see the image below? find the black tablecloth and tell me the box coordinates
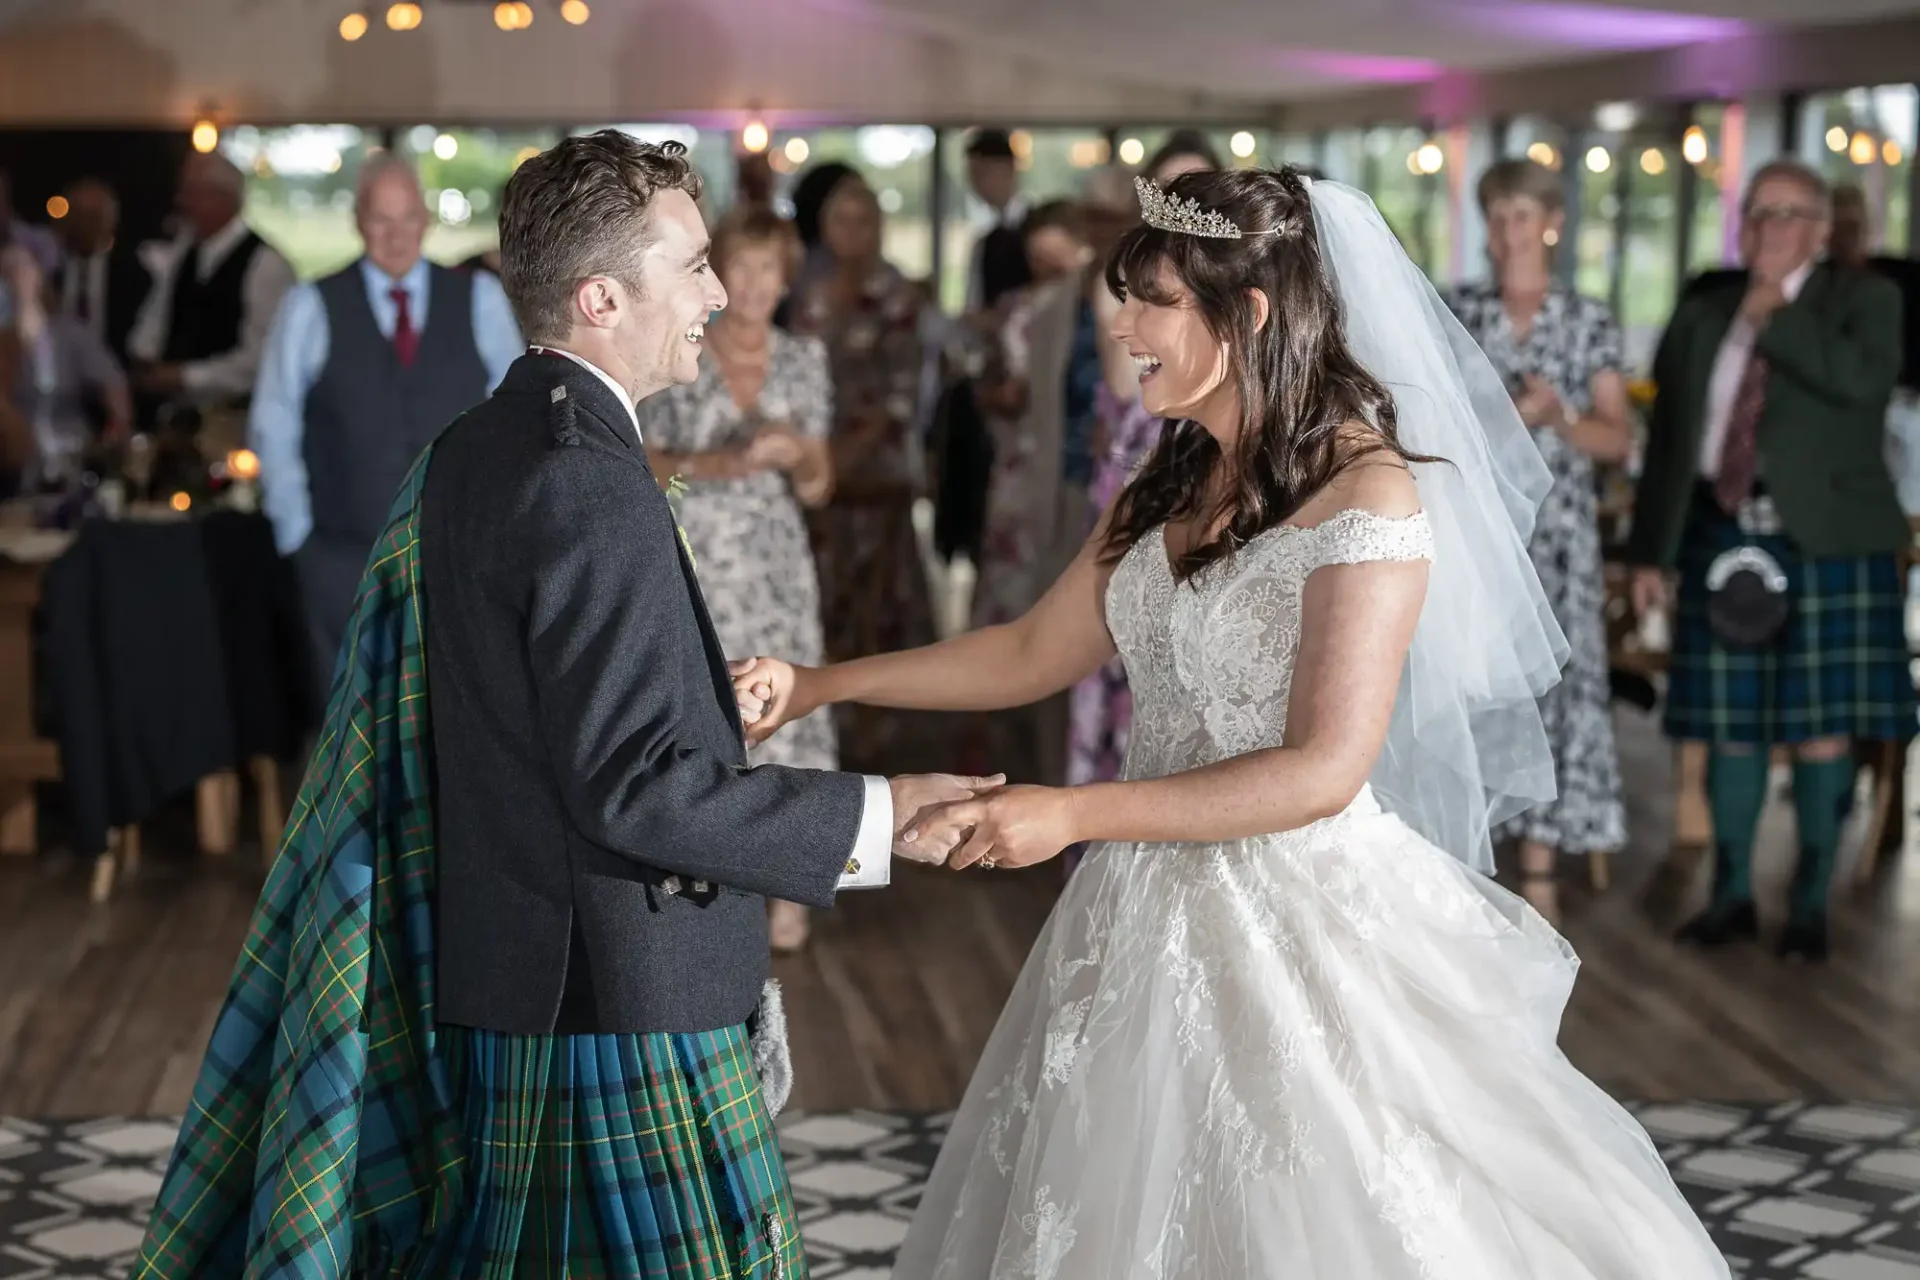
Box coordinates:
[39,511,314,857]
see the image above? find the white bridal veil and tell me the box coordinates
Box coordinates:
[1307,178,1568,875]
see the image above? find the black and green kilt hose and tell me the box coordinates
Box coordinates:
[442,1023,806,1280]
[1665,492,1917,746]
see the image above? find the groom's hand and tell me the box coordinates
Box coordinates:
[889,773,1005,864]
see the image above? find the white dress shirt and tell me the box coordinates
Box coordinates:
[535,344,896,889]
[1697,261,1813,478]
[965,195,1029,315]
[127,216,297,400]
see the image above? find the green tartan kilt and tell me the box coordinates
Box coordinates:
[1665,491,1917,746]
[439,1022,806,1280]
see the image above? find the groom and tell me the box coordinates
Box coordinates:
[136,131,990,1279]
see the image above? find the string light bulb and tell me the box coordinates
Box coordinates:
[385,2,422,31]
[1229,131,1257,160]
[1681,125,1708,164]
[1526,141,1559,170]
[170,492,193,513]
[1584,145,1611,174]
[1850,130,1876,165]
[561,0,590,23]
[45,195,69,219]
[784,137,810,165]
[1885,139,1904,167]
[1117,137,1144,166]
[741,120,769,154]
[1827,126,1850,153]
[1413,141,1444,175]
[227,449,261,482]
[339,11,368,40]
[191,118,220,154]
[1639,148,1667,176]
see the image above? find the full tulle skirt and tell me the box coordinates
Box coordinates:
[893,791,1729,1279]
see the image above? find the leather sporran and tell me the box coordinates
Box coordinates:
[1704,544,1791,648]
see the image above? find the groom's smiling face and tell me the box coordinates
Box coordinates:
[626,187,729,395]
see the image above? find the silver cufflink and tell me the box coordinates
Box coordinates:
[692,880,710,894]
[550,385,567,402]
[661,875,683,896]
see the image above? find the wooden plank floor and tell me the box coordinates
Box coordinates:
[2,705,1917,1117]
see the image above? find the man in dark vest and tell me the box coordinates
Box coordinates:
[249,152,521,700]
[126,152,294,422]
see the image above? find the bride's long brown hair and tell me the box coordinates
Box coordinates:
[1100,166,1436,580]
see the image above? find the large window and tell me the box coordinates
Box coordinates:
[405,125,564,265]
[225,125,376,279]
[1802,84,1916,254]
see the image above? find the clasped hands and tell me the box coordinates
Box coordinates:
[729,657,1079,870]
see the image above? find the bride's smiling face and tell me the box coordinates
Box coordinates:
[1110,263,1235,424]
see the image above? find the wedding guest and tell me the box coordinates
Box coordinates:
[790,172,933,768]
[964,129,1032,314]
[250,153,520,700]
[0,244,130,494]
[54,179,149,367]
[1630,160,1910,962]
[1448,158,1631,921]
[640,207,837,952]
[126,152,295,419]
[1143,129,1222,182]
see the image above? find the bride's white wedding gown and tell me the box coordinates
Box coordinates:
[893,508,1728,1279]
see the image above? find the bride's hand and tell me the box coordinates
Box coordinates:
[729,656,820,744]
[903,785,1080,871]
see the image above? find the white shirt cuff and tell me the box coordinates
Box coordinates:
[837,775,893,889]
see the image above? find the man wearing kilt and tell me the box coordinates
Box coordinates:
[135,132,994,1280]
[1630,158,1910,962]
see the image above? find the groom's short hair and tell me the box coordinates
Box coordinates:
[498,129,703,344]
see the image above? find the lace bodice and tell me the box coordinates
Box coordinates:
[1105,508,1435,784]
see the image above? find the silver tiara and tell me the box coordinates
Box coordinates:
[1134,175,1289,239]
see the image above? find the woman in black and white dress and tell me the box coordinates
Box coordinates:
[1448,158,1634,921]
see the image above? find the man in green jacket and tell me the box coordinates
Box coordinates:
[1628,158,1910,962]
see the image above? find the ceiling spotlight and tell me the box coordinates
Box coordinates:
[1229,130,1258,159]
[1681,125,1708,164]
[339,11,368,40]
[1117,137,1144,166]
[561,0,590,22]
[742,120,769,154]
[385,2,422,31]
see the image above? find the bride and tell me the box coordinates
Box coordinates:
[735,168,1728,1278]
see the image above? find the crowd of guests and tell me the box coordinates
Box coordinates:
[1,127,1913,963]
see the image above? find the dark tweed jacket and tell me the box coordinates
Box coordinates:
[422,352,866,1036]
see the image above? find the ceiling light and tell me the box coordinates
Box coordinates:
[1117,137,1144,166]
[1585,145,1611,174]
[1414,141,1444,175]
[1639,148,1666,176]
[191,119,220,154]
[1850,130,1876,165]
[1826,126,1849,153]
[385,2,422,31]
[742,120,769,154]
[339,11,368,40]
[784,137,810,165]
[561,0,589,22]
[1681,125,1708,164]
[1526,141,1558,170]
[1229,131,1257,159]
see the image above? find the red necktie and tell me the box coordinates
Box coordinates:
[1714,352,1767,513]
[391,286,419,367]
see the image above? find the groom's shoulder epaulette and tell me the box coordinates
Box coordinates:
[547,382,583,447]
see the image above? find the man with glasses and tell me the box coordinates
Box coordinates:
[249,151,522,702]
[1629,159,1909,962]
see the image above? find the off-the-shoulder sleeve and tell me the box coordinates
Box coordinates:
[1309,509,1435,569]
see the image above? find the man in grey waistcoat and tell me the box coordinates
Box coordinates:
[249,152,523,699]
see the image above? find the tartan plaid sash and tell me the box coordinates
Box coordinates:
[136,447,468,1279]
